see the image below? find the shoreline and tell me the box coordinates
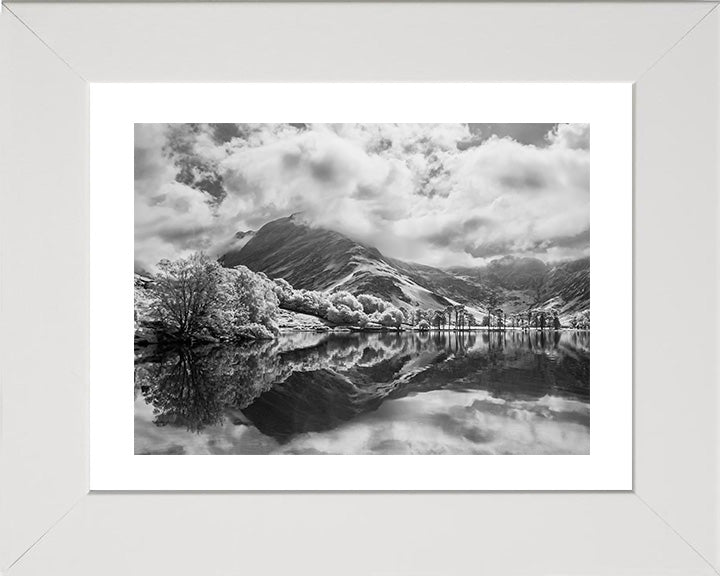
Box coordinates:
[279,326,590,334]
[135,325,590,348]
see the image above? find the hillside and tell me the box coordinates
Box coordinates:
[220,214,462,310]
[543,258,590,314]
[450,256,547,290]
[219,215,589,319]
[450,256,590,317]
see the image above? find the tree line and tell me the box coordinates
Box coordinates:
[135,253,589,344]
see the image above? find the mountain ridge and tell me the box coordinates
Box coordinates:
[219,215,589,318]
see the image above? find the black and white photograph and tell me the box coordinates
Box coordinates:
[134,122,590,456]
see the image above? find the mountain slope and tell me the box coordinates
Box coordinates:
[450,256,547,291]
[451,256,589,316]
[219,215,459,309]
[543,258,590,315]
[219,215,589,317]
[220,215,364,291]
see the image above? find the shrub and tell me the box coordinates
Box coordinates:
[279,287,388,327]
[237,323,275,340]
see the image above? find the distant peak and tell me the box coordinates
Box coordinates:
[489,255,546,267]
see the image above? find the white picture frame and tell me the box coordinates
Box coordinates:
[1,2,718,575]
[90,82,631,491]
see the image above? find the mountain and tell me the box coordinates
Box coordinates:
[219,214,462,309]
[450,255,547,290]
[219,215,589,317]
[210,229,255,259]
[543,258,590,314]
[450,256,589,317]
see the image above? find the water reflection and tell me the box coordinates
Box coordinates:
[135,330,590,455]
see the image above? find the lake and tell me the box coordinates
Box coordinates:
[135,330,590,455]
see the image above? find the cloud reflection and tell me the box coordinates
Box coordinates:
[135,331,590,455]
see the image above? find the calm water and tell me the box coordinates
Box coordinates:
[135,330,590,455]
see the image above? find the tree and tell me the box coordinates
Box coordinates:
[374,306,404,328]
[432,310,444,329]
[327,304,369,327]
[272,277,294,302]
[444,305,454,330]
[144,254,280,341]
[357,294,388,314]
[329,291,364,313]
[151,253,224,337]
[281,287,332,317]
[414,308,428,324]
[227,265,280,331]
[553,312,562,330]
[417,319,431,332]
[454,304,466,331]
[484,289,502,330]
[570,310,590,329]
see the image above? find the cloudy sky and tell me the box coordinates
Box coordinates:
[135,123,589,271]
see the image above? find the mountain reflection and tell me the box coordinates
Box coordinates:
[135,331,590,455]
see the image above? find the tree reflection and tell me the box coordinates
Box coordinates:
[136,343,285,432]
[136,347,233,432]
[136,330,590,436]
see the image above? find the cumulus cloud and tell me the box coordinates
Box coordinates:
[547,123,590,150]
[134,123,590,270]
